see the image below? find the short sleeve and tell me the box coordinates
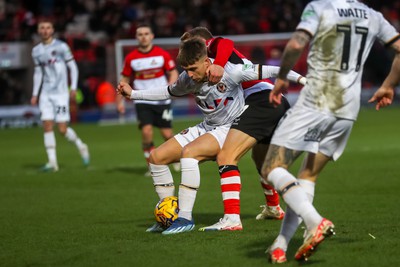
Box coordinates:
[296,2,321,37]
[375,11,400,45]
[162,50,176,71]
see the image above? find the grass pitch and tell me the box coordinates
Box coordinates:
[0,107,399,267]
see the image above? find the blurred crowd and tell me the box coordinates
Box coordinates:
[0,0,399,107]
[1,0,398,43]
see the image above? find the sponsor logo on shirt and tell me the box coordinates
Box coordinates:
[304,126,322,142]
[242,64,255,71]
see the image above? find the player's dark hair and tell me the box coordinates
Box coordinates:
[180,26,213,42]
[136,23,153,33]
[37,17,55,28]
[177,37,207,67]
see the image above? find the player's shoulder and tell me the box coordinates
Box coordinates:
[52,38,68,47]
[52,39,72,52]
[31,43,42,56]
[151,45,171,55]
[305,0,330,10]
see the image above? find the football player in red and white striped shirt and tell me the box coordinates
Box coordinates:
[118,24,179,175]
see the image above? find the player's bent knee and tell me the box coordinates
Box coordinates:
[149,149,176,165]
[149,150,163,165]
[181,145,196,158]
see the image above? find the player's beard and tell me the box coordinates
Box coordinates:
[138,42,152,53]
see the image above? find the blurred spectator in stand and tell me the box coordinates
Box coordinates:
[96,77,117,111]
[250,46,267,64]
[266,47,282,66]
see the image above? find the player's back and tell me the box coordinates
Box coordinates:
[306,0,394,86]
[297,0,399,119]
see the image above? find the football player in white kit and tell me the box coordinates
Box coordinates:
[117,37,306,235]
[260,0,400,263]
[30,20,90,172]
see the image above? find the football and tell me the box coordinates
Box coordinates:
[154,196,179,228]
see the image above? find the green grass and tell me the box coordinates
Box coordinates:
[0,107,399,267]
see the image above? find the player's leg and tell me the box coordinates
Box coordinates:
[269,152,331,258]
[262,108,341,261]
[156,104,180,172]
[160,127,181,172]
[148,137,182,199]
[262,145,334,261]
[237,90,289,221]
[163,123,230,235]
[58,122,90,166]
[141,124,154,174]
[199,128,255,231]
[135,104,156,175]
[293,119,353,260]
[252,143,285,220]
[39,95,58,171]
[41,120,58,171]
[162,132,222,235]
[293,119,352,260]
[145,136,182,233]
[53,92,90,166]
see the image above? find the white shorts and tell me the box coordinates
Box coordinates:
[271,106,354,161]
[39,92,70,122]
[174,121,231,148]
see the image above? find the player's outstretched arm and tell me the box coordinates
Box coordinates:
[117,82,172,101]
[368,39,400,110]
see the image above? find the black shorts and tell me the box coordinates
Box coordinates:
[230,90,290,144]
[135,103,173,129]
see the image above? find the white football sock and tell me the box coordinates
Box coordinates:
[44,131,57,165]
[271,179,317,251]
[268,167,322,231]
[178,158,200,221]
[65,127,84,148]
[299,179,315,202]
[149,163,175,199]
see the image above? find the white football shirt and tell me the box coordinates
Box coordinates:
[32,39,76,95]
[131,60,298,126]
[296,0,400,120]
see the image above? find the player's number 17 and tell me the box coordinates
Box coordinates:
[337,24,368,72]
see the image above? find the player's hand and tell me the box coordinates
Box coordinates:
[30,96,38,106]
[117,82,133,99]
[368,86,394,110]
[206,64,224,84]
[270,78,289,107]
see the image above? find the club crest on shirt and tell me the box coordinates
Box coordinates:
[51,50,56,56]
[216,82,227,93]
